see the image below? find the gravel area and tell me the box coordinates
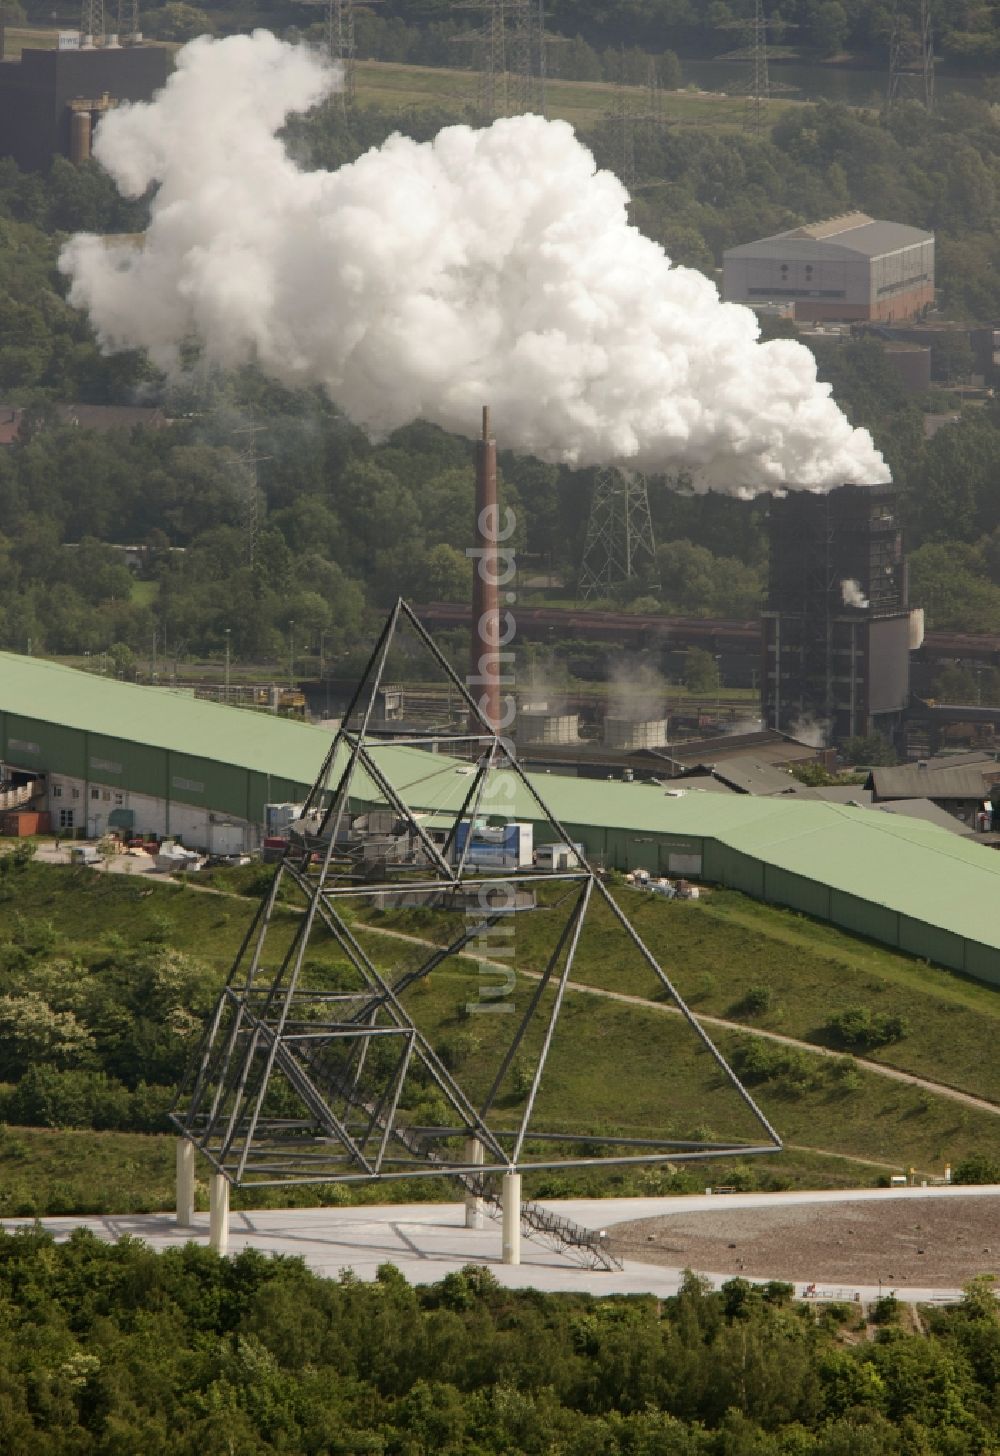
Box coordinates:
[609,1196,1000,1288]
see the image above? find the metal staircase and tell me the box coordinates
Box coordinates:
[469,1175,622,1271]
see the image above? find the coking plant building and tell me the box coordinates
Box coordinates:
[723,212,935,322]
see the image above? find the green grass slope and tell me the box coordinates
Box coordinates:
[0,862,996,1215]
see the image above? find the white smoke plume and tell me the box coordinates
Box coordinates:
[840,578,869,609]
[59,31,890,494]
[790,714,831,749]
[607,660,667,722]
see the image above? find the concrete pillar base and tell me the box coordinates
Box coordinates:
[501,1171,521,1265]
[176,1138,195,1228]
[209,1173,230,1255]
[464,1136,485,1230]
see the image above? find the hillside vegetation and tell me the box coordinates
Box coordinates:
[3,1228,1000,1454]
[2,857,998,1215]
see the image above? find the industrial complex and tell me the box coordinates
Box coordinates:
[723,212,935,322]
[4,642,1000,987]
[0,38,168,170]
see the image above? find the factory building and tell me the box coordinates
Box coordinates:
[5,651,1000,985]
[723,213,934,323]
[762,484,920,748]
[0,653,321,850]
[0,43,168,171]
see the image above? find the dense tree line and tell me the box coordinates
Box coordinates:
[0,1226,999,1454]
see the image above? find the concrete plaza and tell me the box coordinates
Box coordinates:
[6,1185,997,1305]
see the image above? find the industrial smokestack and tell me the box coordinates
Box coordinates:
[470,404,501,732]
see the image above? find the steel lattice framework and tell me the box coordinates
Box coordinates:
[80,0,104,41]
[714,0,796,137]
[579,467,660,600]
[172,600,780,1200]
[888,0,934,113]
[326,0,357,107]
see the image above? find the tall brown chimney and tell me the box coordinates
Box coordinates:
[469,404,501,731]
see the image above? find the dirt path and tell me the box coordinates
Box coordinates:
[172,878,1000,1121]
[354,919,1000,1120]
[609,1195,1000,1288]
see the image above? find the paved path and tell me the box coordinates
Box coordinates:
[6,1186,996,1305]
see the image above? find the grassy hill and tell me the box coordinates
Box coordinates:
[1,858,997,1215]
[4,27,799,133]
[352,59,803,132]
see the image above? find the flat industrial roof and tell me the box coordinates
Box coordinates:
[725,216,932,261]
[5,654,1000,956]
[0,651,335,782]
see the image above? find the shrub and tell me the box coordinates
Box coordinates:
[736,1039,815,1088]
[6,1067,172,1132]
[740,985,774,1015]
[830,1056,863,1092]
[825,1006,909,1050]
[953,1153,1000,1185]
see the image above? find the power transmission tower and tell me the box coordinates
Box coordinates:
[505,0,534,114]
[80,0,104,44]
[715,0,794,136]
[482,0,507,118]
[115,0,138,40]
[579,468,660,600]
[327,0,357,107]
[609,47,636,191]
[888,0,934,112]
[230,412,269,569]
[644,56,665,130]
[453,0,547,121]
[744,0,769,134]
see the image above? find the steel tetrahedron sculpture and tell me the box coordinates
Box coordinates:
[172,601,781,1252]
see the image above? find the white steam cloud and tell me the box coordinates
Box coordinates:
[841,578,869,609]
[59,31,890,494]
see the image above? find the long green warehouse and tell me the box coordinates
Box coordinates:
[3,652,1000,986]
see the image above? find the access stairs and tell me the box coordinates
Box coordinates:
[468,1175,622,1271]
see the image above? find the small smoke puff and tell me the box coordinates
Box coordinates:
[791,715,830,749]
[841,578,870,609]
[60,32,890,494]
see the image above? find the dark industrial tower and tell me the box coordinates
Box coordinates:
[762,484,916,747]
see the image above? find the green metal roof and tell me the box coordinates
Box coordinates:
[0,653,414,788]
[369,746,1000,955]
[4,653,1000,957]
